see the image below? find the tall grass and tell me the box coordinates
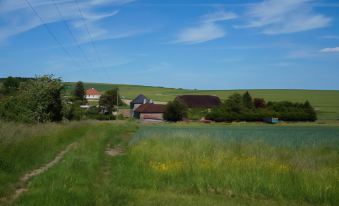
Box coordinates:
[122,125,339,205]
[4,123,339,205]
[0,121,95,198]
[12,122,138,206]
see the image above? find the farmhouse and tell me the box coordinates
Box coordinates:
[134,103,166,121]
[175,95,221,109]
[86,88,101,100]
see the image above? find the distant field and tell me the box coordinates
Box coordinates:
[65,82,339,120]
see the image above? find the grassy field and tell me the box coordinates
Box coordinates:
[2,122,338,206]
[64,82,339,120]
[0,121,99,199]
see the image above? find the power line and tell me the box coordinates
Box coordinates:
[73,0,106,70]
[24,0,78,65]
[51,0,93,67]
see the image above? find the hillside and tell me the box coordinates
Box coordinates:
[64,82,339,121]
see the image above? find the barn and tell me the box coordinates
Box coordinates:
[175,95,221,109]
[130,94,152,117]
[134,103,166,121]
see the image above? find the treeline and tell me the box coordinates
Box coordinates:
[0,76,123,123]
[206,92,317,122]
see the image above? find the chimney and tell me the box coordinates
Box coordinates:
[150,99,153,104]
[143,99,147,104]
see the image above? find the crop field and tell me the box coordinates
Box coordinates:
[124,125,339,205]
[64,82,339,120]
[1,122,338,206]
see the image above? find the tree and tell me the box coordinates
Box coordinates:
[242,91,253,109]
[73,81,86,103]
[99,89,123,114]
[1,76,20,95]
[0,75,64,123]
[253,98,266,108]
[164,100,188,122]
[303,100,317,121]
[225,93,244,113]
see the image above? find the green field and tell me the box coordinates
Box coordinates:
[1,121,338,205]
[64,82,339,120]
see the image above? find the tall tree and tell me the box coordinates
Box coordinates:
[242,91,253,109]
[73,81,86,103]
[99,89,123,113]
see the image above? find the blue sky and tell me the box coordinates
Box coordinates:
[0,0,338,90]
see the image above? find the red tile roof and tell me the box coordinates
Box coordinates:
[86,88,101,95]
[135,103,166,113]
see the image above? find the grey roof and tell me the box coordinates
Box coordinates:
[131,94,150,104]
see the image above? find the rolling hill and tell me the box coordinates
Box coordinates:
[64,82,339,121]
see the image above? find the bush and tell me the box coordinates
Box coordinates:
[187,108,209,120]
[63,103,84,121]
[0,75,64,123]
[164,100,188,122]
[206,92,317,122]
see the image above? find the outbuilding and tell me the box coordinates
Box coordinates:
[134,103,166,121]
[130,94,152,117]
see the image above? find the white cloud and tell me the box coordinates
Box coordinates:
[202,11,238,23]
[241,0,330,34]
[320,47,339,53]
[0,0,136,42]
[174,23,225,44]
[174,10,237,44]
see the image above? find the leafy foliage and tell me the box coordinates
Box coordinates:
[0,75,64,123]
[99,89,124,114]
[206,92,317,122]
[73,81,86,104]
[242,91,253,109]
[164,100,188,122]
[253,98,266,108]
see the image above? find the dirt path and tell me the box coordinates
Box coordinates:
[0,142,78,205]
[105,144,124,157]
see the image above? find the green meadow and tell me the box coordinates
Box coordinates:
[64,82,339,120]
[1,121,338,206]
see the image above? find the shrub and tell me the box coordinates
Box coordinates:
[254,98,266,108]
[62,103,84,121]
[207,92,317,122]
[0,75,64,123]
[164,100,188,122]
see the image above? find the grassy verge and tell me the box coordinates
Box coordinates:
[11,121,138,206]
[0,121,98,199]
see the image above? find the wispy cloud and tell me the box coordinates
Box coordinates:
[201,11,238,23]
[321,35,339,39]
[320,47,339,53]
[174,23,225,44]
[0,0,136,42]
[173,11,237,44]
[240,0,331,34]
